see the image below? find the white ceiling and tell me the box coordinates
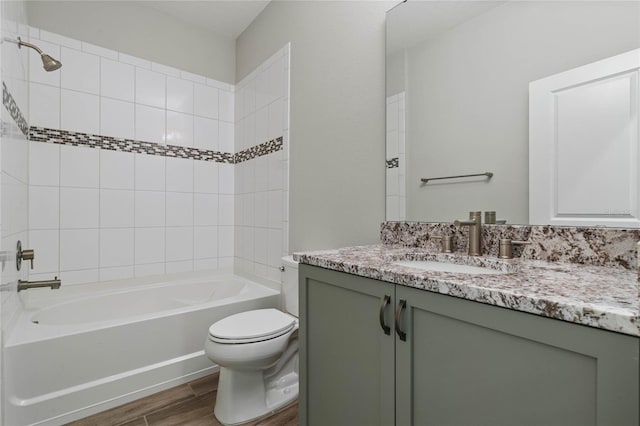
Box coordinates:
[140,0,271,39]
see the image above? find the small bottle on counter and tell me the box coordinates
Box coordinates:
[485,211,496,224]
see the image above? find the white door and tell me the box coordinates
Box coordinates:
[529,49,640,227]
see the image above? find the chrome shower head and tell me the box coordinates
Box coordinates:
[16,37,62,72]
[41,53,62,71]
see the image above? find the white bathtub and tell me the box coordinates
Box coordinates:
[3,272,281,426]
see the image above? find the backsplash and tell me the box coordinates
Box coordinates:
[381,221,640,270]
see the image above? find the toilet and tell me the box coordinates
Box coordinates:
[204,256,299,425]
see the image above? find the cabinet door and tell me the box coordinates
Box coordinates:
[299,265,395,426]
[395,285,639,426]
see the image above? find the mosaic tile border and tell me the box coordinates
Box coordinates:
[386,157,399,169]
[28,126,283,164]
[2,82,29,137]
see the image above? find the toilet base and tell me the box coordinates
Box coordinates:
[214,353,299,425]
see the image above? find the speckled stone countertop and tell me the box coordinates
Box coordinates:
[294,244,639,337]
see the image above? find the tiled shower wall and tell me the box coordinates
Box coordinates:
[22,28,289,287]
[386,92,405,221]
[1,0,30,418]
[234,46,290,283]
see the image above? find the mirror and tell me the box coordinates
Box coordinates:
[386,0,640,224]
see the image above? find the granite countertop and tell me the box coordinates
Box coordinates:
[294,244,639,337]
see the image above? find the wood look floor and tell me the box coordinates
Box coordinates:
[65,372,298,426]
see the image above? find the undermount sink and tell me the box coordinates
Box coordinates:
[392,260,507,275]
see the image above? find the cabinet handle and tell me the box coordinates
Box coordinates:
[379,294,391,335]
[395,299,407,341]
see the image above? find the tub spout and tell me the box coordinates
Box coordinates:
[17,277,61,292]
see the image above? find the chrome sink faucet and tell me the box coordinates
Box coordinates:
[454,211,482,256]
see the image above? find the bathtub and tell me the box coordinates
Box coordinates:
[3,272,281,426]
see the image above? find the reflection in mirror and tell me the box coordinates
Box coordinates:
[386,1,640,225]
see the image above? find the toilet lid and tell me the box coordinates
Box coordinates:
[208,309,296,343]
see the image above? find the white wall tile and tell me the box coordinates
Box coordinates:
[254,155,268,192]
[166,192,193,226]
[267,190,283,229]
[194,226,217,259]
[61,269,99,286]
[60,229,99,270]
[254,228,267,264]
[134,153,165,191]
[219,121,234,153]
[195,258,218,271]
[194,83,218,119]
[254,192,268,228]
[29,186,59,229]
[166,227,193,262]
[100,228,134,267]
[29,83,60,128]
[100,150,134,190]
[60,89,99,134]
[267,151,284,191]
[194,116,218,151]
[101,58,134,102]
[29,141,60,186]
[166,77,193,114]
[60,187,99,229]
[28,229,59,274]
[166,260,193,274]
[255,106,269,145]
[135,262,164,277]
[100,189,134,228]
[219,164,234,194]
[166,111,193,147]
[135,105,165,144]
[219,194,234,226]
[166,157,193,192]
[135,68,165,108]
[100,265,134,282]
[101,98,135,139]
[194,193,218,226]
[135,191,166,227]
[219,89,234,122]
[60,47,99,94]
[268,98,284,140]
[135,228,165,265]
[29,39,60,87]
[60,145,99,188]
[255,69,269,111]
[267,228,283,267]
[194,161,219,194]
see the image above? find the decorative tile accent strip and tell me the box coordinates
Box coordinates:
[29,127,283,164]
[2,82,29,137]
[386,157,399,168]
[234,137,283,163]
[381,221,640,270]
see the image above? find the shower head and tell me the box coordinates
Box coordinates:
[16,37,62,72]
[40,53,62,71]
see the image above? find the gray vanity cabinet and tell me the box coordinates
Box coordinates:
[300,264,640,426]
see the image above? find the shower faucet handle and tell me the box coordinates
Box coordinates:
[16,240,34,270]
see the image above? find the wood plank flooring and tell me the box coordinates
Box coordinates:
[65,372,298,426]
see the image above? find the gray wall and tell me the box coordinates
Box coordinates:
[237,1,388,252]
[402,1,640,224]
[25,1,235,83]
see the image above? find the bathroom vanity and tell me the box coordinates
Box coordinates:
[296,226,640,426]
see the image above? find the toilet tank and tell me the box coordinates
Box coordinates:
[281,256,299,317]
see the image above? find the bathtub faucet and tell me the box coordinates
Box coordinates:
[17,277,61,292]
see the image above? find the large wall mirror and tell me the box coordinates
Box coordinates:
[386,0,640,225]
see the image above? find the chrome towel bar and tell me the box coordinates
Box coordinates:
[421,172,493,183]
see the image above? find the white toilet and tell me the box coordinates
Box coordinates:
[204,256,299,425]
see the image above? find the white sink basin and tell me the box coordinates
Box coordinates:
[392,260,507,275]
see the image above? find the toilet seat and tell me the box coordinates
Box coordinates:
[208,308,296,344]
